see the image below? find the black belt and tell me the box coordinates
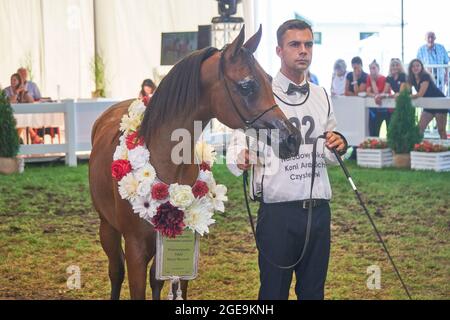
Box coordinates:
[260,199,329,210]
[300,199,328,209]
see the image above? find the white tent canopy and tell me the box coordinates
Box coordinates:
[0,0,244,100]
[1,0,449,99]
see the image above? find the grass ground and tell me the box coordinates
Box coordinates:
[0,160,448,300]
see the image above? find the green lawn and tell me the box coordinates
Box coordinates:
[0,160,448,300]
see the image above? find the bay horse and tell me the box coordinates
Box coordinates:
[88,26,301,300]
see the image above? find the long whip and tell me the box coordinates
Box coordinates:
[330,148,412,300]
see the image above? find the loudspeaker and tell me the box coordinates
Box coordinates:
[197,25,211,49]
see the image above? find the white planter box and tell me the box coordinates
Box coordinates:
[357,148,393,168]
[411,151,450,172]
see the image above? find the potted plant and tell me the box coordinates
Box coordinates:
[357,138,393,168]
[90,53,106,98]
[411,141,450,172]
[0,91,22,174]
[387,89,422,168]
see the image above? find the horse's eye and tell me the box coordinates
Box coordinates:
[237,79,258,97]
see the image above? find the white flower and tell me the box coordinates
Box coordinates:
[198,170,215,186]
[209,183,228,212]
[119,133,126,144]
[135,163,156,183]
[137,179,153,197]
[128,146,150,169]
[131,196,159,220]
[119,114,141,133]
[129,100,146,119]
[169,183,195,210]
[113,144,128,161]
[184,198,215,236]
[195,141,216,165]
[118,173,139,201]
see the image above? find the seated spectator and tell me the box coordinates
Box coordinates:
[139,79,156,106]
[345,56,368,96]
[330,59,348,96]
[3,73,34,104]
[2,73,42,144]
[384,58,407,97]
[306,70,319,85]
[17,68,41,101]
[366,60,390,137]
[408,58,447,139]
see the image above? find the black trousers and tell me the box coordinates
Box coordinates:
[256,201,331,300]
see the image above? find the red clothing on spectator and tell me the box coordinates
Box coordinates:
[366,75,386,93]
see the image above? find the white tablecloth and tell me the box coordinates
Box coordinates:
[14,113,65,128]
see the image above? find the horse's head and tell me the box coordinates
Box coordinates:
[207,25,301,159]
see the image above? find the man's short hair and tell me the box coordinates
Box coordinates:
[351,56,363,66]
[277,19,313,46]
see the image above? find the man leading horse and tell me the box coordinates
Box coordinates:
[227,19,348,300]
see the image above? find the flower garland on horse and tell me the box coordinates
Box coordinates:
[111,100,228,238]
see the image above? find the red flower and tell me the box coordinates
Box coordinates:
[192,180,209,198]
[200,161,211,172]
[111,159,132,181]
[151,202,185,238]
[151,183,169,200]
[126,131,145,150]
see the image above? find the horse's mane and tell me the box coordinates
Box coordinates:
[140,46,219,138]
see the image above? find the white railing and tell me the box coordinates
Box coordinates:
[332,96,450,146]
[423,64,449,97]
[12,99,118,167]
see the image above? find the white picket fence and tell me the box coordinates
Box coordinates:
[12,100,118,167]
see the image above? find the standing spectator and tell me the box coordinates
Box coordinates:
[345,56,368,96]
[366,60,389,137]
[139,79,156,106]
[384,58,407,96]
[330,59,348,96]
[3,73,34,104]
[417,32,449,95]
[408,58,447,139]
[306,70,319,85]
[17,68,41,101]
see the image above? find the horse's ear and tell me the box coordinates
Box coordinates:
[243,24,262,54]
[228,25,246,59]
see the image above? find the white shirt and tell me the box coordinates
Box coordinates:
[226,71,341,203]
[331,72,348,96]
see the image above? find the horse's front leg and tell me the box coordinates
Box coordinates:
[149,259,164,300]
[124,236,151,300]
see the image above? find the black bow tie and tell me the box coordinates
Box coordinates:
[286,82,309,95]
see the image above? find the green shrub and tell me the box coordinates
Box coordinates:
[0,91,20,158]
[387,89,422,153]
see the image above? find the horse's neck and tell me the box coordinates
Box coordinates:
[147,116,210,186]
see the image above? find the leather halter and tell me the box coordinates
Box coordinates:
[218,46,279,130]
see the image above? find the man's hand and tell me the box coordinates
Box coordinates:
[325,132,346,153]
[237,149,252,171]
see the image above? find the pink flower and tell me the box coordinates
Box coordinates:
[151,202,185,238]
[111,160,132,181]
[192,180,209,198]
[151,183,169,201]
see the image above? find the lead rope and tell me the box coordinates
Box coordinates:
[243,134,326,269]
